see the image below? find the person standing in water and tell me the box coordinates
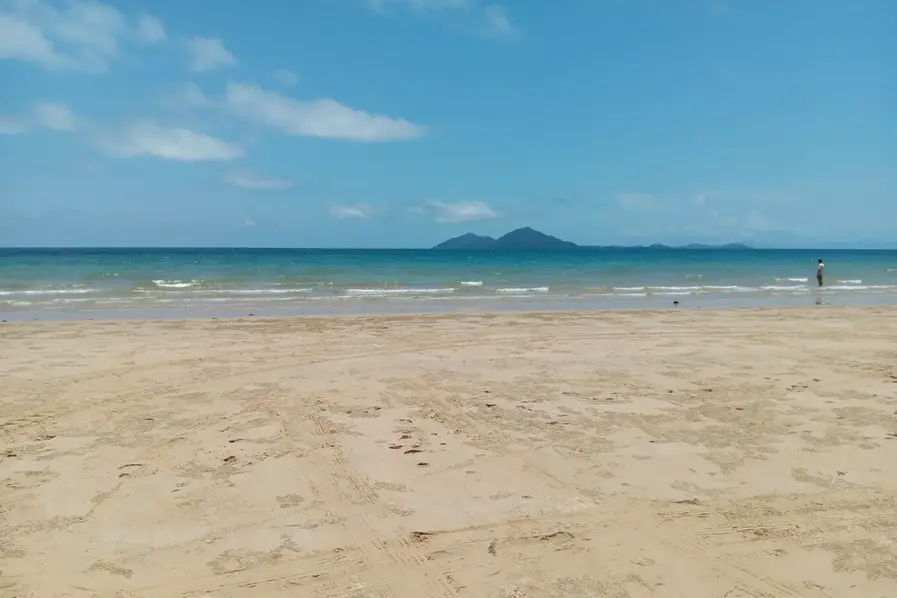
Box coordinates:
[816,259,825,287]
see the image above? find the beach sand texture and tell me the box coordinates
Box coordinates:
[2,307,897,597]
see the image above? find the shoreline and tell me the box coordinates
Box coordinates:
[3,291,897,322]
[3,303,897,326]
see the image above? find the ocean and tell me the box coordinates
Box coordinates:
[2,247,896,319]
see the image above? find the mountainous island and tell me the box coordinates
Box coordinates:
[433,227,577,250]
[432,228,752,250]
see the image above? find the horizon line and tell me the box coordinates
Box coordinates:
[3,245,897,251]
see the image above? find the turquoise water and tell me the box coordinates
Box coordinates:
[2,248,897,318]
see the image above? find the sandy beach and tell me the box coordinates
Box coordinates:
[2,307,897,597]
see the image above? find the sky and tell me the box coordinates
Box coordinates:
[1,0,895,248]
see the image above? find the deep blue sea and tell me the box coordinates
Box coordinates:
[2,248,897,319]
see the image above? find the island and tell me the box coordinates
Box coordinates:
[432,228,753,251]
[432,227,577,250]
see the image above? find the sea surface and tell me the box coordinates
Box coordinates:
[2,247,897,319]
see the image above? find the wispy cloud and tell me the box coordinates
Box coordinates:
[0,101,81,134]
[135,13,166,44]
[479,5,516,38]
[0,0,166,72]
[329,203,381,219]
[185,36,237,72]
[272,69,298,87]
[5,99,240,161]
[0,116,29,135]
[158,82,214,109]
[365,0,518,39]
[224,170,294,191]
[225,83,426,142]
[425,199,499,223]
[32,101,78,131]
[366,0,473,11]
[93,121,243,161]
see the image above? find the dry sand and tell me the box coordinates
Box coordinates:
[2,307,897,597]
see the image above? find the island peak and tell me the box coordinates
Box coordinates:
[432,228,577,250]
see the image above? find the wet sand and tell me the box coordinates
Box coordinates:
[2,307,897,597]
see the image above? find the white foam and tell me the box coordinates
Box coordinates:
[203,288,313,295]
[494,287,549,293]
[826,284,893,291]
[837,280,862,285]
[0,288,101,296]
[344,288,455,295]
[644,285,745,293]
[775,277,808,283]
[459,281,483,286]
[152,280,199,288]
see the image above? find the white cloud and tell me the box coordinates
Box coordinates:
[425,199,499,223]
[32,101,77,131]
[0,117,28,134]
[224,170,294,191]
[135,13,165,44]
[365,0,517,38]
[225,83,426,142]
[0,1,166,72]
[94,121,243,161]
[273,69,298,87]
[186,36,236,72]
[5,100,242,162]
[329,203,380,219]
[0,101,79,134]
[0,14,57,65]
[159,82,213,109]
[367,0,473,11]
[480,5,516,38]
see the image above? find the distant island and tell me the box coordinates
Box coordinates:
[433,227,577,250]
[432,227,752,250]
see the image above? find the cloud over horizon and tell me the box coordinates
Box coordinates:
[224,83,426,142]
[93,121,243,161]
[224,170,294,191]
[424,200,500,223]
[1,0,893,248]
[329,203,381,219]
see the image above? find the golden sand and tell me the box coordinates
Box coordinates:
[2,307,897,597]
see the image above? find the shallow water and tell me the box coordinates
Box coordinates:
[2,247,896,319]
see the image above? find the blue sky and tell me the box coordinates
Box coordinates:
[1,0,895,248]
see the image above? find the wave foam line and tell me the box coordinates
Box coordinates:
[152,279,201,288]
[0,288,102,296]
[494,287,550,293]
[344,288,456,295]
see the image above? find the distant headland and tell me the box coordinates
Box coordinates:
[432,227,752,250]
